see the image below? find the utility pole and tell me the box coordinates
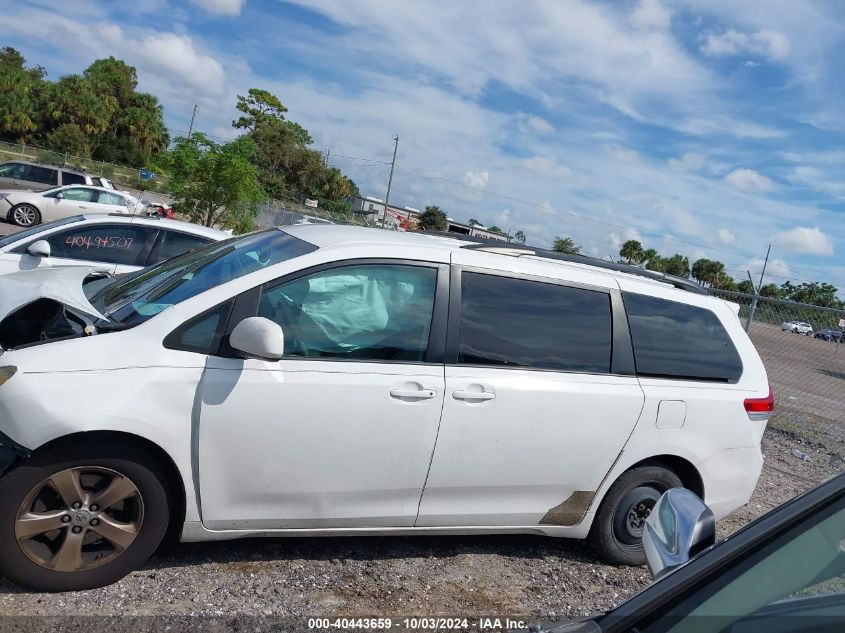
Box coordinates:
[187,104,199,139]
[383,135,399,227]
[745,244,772,333]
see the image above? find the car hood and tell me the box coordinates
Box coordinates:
[0,266,107,322]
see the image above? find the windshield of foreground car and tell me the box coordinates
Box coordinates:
[0,215,85,248]
[88,229,317,326]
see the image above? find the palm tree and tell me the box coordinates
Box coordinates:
[553,236,581,254]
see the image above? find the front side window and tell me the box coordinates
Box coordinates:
[458,272,612,373]
[0,163,27,179]
[96,230,317,326]
[39,224,151,265]
[623,293,743,382]
[26,166,58,186]
[60,188,97,202]
[641,499,844,633]
[258,264,438,362]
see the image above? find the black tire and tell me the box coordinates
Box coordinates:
[0,441,170,591]
[588,466,683,566]
[9,203,41,227]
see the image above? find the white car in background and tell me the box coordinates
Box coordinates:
[0,185,144,227]
[0,214,229,276]
[781,320,813,334]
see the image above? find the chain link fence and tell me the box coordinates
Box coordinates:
[0,140,168,193]
[709,288,844,425]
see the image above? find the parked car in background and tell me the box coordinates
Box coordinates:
[0,214,228,276]
[781,320,813,334]
[0,226,772,591]
[814,329,844,342]
[544,471,845,633]
[143,200,174,219]
[0,185,145,227]
[0,161,112,192]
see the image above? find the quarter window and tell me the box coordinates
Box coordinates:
[258,264,438,362]
[61,172,86,186]
[623,292,743,381]
[150,231,212,264]
[458,272,612,373]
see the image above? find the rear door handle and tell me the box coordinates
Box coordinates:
[452,390,495,401]
[390,388,436,400]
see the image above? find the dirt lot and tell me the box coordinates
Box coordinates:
[0,414,841,624]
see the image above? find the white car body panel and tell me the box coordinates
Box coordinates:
[0,225,770,544]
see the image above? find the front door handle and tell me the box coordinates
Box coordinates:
[390,388,436,400]
[453,390,495,401]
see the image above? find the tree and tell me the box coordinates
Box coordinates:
[619,239,645,265]
[514,230,526,245]
[760,283,782,298]
[661,253,690,277]
[736,279,755,294]
[418,205,448,230]
[691,258,726,287]
[0,47,46,143]
[782,281,841,308]
[233,88,288,131]
[553,236,581,254]
[44,124,91,157]
[487,225,505,235]
[159,133,266,232]
[468,218,482,227]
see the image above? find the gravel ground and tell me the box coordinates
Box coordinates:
[0,413,841,624]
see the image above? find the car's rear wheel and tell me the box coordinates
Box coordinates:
[0,443,170,591]
[589,465,683,566]
[10,203,41,227]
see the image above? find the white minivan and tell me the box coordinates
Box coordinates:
[0,225,773,591]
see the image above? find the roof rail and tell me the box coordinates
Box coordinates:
[412,230,706,294]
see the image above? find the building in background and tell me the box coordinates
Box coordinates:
[351,194,511,241]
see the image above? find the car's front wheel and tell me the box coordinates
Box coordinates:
[588,465,683,566]
[9,203,41,227]
[0,442,170,591]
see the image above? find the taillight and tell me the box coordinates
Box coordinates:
[744,385,774,421]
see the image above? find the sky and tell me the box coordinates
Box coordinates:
[3,0,844,291]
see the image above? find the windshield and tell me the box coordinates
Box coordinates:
[89,229,317,326]
[0,215,85,248]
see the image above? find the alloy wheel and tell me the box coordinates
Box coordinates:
[15,466,144,572]
[12,205,38,227]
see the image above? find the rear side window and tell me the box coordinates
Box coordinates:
[149,230,212,264]
[96,191,127,206]
[0,163,27,179]
[458,272,612,373]
[61,171,86,186]
[27,166,58,186]
[623,292,742,382]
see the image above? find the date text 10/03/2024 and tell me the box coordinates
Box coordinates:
[307,617,534,631]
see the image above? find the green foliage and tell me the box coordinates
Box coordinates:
[760,283,783,298]
[780,281,842,308]
[0,49,168,168]
[691,258,727,287]
[553,236,581,254]
[619,239,644,264]
[514,230,526,245]
[487,225,505,235]
[736,279,755,294]
[158,133,266,232]
[467,218,481,227]
[418,205,448,230]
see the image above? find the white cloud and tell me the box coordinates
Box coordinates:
[724,168,774,192]
[462,170,489,189]
[190,0,245,16]
[717,228,735,244]
[773,227,834,256]
[668,152,707,171]
[516,113,554,135]
[744,60,760,67]
[519,156,574,180]
[745,257,791,280]
[630,0,671,31]
[700,29,791,60]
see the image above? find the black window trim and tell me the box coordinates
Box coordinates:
[214,257,450,365]
[163,299,235,355]
[446,265,636,377]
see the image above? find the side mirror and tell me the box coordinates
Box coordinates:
[229,317,284,361]
[27,240,51,258]
[55,192,64,199]
[643,488,715,580]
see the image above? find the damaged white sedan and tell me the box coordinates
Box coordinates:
[0,225,772,591]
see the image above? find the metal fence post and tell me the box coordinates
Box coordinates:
[745,271,758,332]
